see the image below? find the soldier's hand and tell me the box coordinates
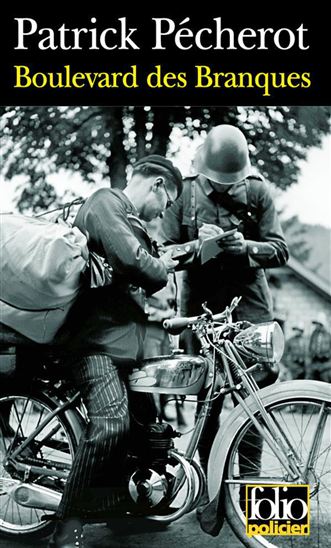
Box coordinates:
[220,230,247,255]
[159,248,179,272]
[198,223,224,242]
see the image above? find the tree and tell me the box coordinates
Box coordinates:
[0,105,329,212]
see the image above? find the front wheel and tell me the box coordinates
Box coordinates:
[224,387,331,547]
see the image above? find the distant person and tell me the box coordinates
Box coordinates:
[144,282,177,359]
[144,219,186,426]
[283,323,307,380]
[308,312,331,382]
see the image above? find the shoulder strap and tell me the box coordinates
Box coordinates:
[190,176,256,234]
[212,180,256,229]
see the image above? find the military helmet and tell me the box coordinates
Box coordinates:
[194,124,251,185]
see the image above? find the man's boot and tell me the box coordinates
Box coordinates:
[48,518,84,548]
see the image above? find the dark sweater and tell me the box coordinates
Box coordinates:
[61,188,167,364]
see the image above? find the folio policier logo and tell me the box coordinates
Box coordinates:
[245,485,310,538]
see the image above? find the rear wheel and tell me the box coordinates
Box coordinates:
[224,395,331,547]
[0,392,80,538]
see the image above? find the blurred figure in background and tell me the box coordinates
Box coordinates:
[145,219,186,426]
[282,322,307,380]
[308,312,331,382]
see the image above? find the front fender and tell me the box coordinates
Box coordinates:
[207,380,331,501]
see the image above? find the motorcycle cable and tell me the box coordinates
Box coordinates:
[204,330,254,397]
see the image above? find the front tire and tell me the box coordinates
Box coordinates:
[224,388,331,547]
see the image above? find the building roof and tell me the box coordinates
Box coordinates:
[287,256,331,302]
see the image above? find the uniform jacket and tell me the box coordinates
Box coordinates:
[61,188,168,364]
[162,175,289,322]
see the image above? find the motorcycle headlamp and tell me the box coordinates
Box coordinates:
[233,321,285,363]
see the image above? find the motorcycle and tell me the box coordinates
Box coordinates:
[0,297,330,547]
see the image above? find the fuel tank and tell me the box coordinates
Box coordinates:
[128,353,208,394]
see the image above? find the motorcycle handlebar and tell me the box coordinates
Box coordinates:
[163,311,227,335]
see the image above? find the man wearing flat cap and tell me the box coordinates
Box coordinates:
[161,124,289,533]
[309,312,331,382]
[49,155,182,547]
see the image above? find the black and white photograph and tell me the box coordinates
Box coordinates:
[0,105,330,548]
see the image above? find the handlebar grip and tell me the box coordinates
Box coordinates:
[163,310,227,334]
[163,315,197,335]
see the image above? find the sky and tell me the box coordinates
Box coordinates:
[1,133,330,228]
[276,135,331,227]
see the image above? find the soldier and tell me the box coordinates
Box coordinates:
[161,124,289,518]
[308,312,331,382]
[162,124,289,333]
[283,323,307,380]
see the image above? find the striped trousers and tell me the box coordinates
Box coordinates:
[57,354,154,519]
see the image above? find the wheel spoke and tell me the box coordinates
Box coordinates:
[0,394,75,536]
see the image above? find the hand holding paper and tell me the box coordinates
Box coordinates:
[198,223,224,242]
[220,230,247,255]
[200,228,240,264]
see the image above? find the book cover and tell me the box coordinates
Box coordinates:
[0,7,330,548]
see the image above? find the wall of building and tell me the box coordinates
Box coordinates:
[269,270,331,339]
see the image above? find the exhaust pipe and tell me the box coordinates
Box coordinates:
[11,483,62,511]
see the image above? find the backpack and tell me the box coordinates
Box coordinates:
[0,207,112,344]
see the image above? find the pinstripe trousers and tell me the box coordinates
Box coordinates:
[57,354,136,519]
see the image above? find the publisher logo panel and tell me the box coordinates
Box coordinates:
[246,485,310,538]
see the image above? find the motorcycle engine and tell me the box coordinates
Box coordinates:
[128,422,177,509]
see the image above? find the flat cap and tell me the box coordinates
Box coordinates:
[133,154,183,196]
